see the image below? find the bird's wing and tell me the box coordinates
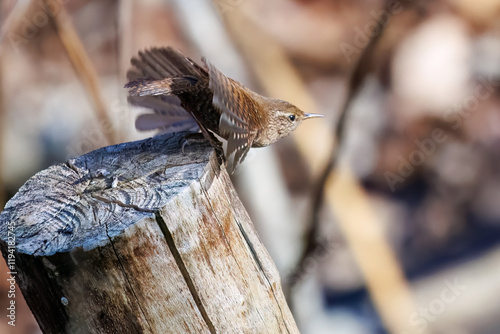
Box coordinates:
[203,59,260,172]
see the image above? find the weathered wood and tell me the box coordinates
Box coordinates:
[0,132,298,334]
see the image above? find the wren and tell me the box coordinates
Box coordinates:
[125,47,324,173]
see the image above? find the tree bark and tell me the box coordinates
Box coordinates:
[0,132,299,334]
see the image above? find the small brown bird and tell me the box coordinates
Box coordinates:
[125,47,323,173]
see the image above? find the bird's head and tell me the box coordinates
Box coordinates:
[263,99,324,144]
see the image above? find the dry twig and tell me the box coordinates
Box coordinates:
[44,0,118,145]
[290,1,422,333]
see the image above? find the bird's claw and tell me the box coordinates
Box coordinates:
[179,133,206,154]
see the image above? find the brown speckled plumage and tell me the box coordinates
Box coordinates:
[125,47,323,173]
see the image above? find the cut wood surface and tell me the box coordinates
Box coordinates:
[0,132,298,334]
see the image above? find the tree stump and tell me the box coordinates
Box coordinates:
[0,132,298,334]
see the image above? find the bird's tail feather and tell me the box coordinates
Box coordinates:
[126,47,206,81]
[125,47,204,134]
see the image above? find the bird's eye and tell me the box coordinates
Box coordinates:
[288,115,296,122]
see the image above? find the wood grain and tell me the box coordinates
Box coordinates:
[0,132,298,334]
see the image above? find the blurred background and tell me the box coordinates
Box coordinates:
[1,0,500,333]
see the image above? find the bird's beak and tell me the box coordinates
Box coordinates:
[304,113,325,119]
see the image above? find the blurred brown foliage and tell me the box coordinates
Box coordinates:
[1,0,500,333]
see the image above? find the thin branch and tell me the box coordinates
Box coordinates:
[290,2,423,334]
[116,0,133,140]
[44,0,117,145]
[288,3,386,288]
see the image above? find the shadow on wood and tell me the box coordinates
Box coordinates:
[0,132,298,334]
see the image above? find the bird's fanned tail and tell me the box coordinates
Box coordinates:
[125,47,204,133]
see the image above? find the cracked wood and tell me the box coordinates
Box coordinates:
[0,132,298,334]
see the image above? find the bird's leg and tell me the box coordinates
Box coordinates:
[180,132,207,154]
[179,128,224,160]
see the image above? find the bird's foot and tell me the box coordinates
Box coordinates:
[179,132,207,154]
